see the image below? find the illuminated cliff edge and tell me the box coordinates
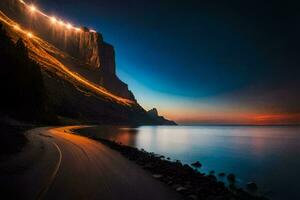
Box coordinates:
[0,0,134,100]
[0,0,176,125]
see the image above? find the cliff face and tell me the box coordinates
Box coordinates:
[0,0,176,125]
[0,0,134,100]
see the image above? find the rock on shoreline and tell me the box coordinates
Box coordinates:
[74,131,268,200]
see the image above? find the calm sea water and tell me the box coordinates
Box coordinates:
[83,125,300,200]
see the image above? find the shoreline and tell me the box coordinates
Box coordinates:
[72,127,268,200]
[1,126,183,199]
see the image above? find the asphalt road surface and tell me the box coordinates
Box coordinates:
[0,126,181,200]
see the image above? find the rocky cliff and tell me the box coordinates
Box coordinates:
[147,108,176,125]
[0,0,134,100]
[0,0,176,125]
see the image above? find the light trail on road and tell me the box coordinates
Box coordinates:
[36,141,62,200]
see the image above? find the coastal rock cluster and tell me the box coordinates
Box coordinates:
[80,133,269,200]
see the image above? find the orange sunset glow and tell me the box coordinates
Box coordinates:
[163,110,300,125]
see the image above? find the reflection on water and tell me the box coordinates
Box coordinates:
[82,125,300,200]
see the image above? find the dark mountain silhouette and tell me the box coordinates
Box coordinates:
[147,108,176,125]
[0,24,52,123]
[0,0,176,125]
[0,0,135,101]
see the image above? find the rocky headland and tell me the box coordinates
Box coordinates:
[0,0,175,126]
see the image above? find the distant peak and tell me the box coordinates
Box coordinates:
[148,108,158,117]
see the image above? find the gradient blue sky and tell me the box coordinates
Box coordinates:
[37,0,300,124]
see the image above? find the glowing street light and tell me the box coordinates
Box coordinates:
[58,20,64,26]
[50,16,57,24]
[66,23,73,29]
[27,32,33,38]
[75,27,81,32]
[29,5,36,12]
[14,24,20,30]
[18,0,95,34]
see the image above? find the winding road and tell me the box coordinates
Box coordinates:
[0,126,181,200]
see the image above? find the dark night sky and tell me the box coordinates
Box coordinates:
[35,0,300,124]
